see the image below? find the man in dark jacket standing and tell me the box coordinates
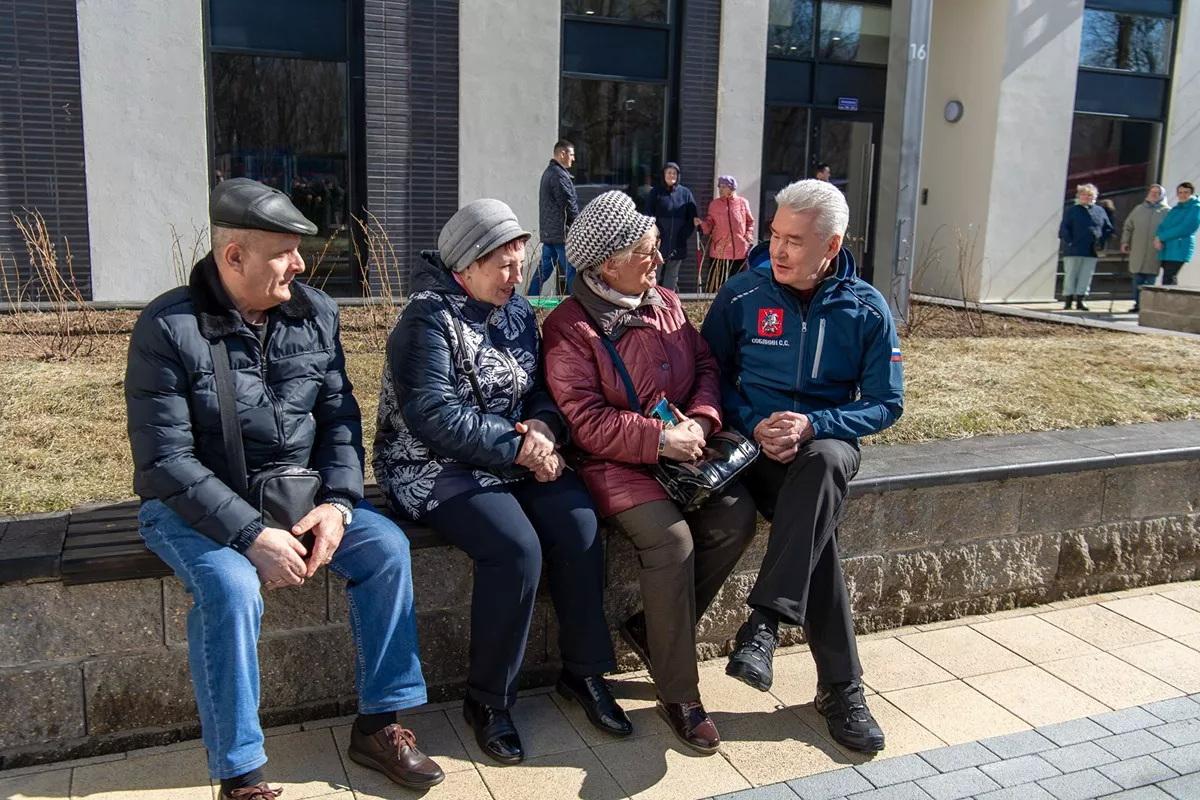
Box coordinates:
[530,139,581,295]
[702,179,904,755]
[125,179,443,798]
[644,161,698,291]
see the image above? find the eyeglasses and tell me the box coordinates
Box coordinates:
[630,242,661,259]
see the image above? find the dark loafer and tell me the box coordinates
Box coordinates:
[347,722,445,789]
[463,696,524,765]
[816,681,886,753]
[556,671,633,737]
[725,619,777,691]
[223,783,282,800]
[657,700,721,755]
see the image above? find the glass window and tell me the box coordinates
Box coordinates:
[761,106,811,225]
[818,1,890,64]
[209,0,348,60]
[562,20,670,80]
[1080,10,1173,74]
[560,78,665,194]
[1065,114,1162,198]
[562,0,667,23]
[210,54,353,285]
[767,0,815,59]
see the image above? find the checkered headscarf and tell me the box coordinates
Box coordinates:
[565,190,658,274]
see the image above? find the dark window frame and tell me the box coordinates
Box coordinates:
[201,0,368,294]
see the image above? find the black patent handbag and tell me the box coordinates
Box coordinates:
[583,314,760,511]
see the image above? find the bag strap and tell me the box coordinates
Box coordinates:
[210,338,249,496]
[580,312,641,413]
[450,314,488,411]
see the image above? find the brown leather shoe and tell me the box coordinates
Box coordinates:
[347,722,445,789]
[223,784,282,800]
[657,700,721,755]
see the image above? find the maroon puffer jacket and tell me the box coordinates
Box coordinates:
[542,289,722,518]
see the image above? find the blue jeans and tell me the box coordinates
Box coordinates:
[1062,256,1098,297]
[1131,272,1158,305]
[529,242,574,295]
[139,499,427,779]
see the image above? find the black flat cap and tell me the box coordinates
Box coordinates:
[209,178,318,236]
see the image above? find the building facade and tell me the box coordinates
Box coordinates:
[0,0,1194,305]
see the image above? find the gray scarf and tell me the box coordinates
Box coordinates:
[573,270,664,339]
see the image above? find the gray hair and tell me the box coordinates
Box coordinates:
[1076,183,1099,197]
[774,179,849,240]
[210,224,248,255]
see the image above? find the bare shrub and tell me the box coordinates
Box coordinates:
[901,226,945,337]
[170,223,210,286]
[0,210,97,360]
[349,212,404,350]
[954,225,988,336]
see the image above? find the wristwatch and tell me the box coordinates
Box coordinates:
[327,501,354,527]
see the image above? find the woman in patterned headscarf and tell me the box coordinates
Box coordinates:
[542,190,758,756]
[373,199,630,766]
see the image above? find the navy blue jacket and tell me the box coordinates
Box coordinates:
[645,184,698,261]
[700,244,904,442]
[539,160,580,244]
[1059,203,1113,257]
[126,256,363,549]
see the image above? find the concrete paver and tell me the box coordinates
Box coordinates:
[15,580,1200,800]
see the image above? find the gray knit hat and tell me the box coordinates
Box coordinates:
[566,190,657,273]
[437,198,532,272]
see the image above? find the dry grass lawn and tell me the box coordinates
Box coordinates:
[2,303,1199,515]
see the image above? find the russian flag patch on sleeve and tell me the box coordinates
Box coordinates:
[891,347,903,362]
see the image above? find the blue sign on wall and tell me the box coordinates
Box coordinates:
[837,96,860,111]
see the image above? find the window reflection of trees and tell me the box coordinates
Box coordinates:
[1080,10,1173,74]
[563,0,666,23]
[767,0,814,58]
[561,79,664,193]
[818,1,889,64]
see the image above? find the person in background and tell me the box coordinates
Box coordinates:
[543,191,758,755]
[1154,181,1200,286]
[374,199,628,766]
[697,175,756,293]
[1058,183,1113,311]
[813,163,832,182]
[644,161,698,291]
[702,179,904,756]
[531,139,581,295]
[1121,184,1170,312]
[1098,198,1118,232]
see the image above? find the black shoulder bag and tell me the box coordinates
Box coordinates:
[583,316,760,511]
[211,338,321,537]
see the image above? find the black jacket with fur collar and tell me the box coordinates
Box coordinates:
[125,254,363,548]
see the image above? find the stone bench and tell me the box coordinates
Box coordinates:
[2,419,1200,768]
[1139,286,1200,334]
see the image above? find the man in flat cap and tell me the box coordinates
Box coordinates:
[125,178,444,798]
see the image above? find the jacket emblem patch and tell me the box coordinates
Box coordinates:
[757,307,784,337]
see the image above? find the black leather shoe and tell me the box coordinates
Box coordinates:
[557,671,633,737]
[619,612,652,674]
[725,618,777,691]
[816,681,885,753]
[463,696,524,765]
[1077,300,1090,311]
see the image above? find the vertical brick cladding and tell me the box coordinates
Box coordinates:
[363,0,459,295]
[676,0,720,293]
[0,0,92,298]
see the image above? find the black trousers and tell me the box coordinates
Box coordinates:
[744,438,863,685]
[609,483,758,703]
[424,472,616,708]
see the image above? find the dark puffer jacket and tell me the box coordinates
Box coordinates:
[538,160,580,244]
[372,252,566,520]
[125,255,363,549]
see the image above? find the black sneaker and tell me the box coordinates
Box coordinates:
[815,681,885,753]
[725,618,777,691]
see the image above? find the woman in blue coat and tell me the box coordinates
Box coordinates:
[1155,182,1200,285]
[373,199,630,765]
[1058,183,1114,310]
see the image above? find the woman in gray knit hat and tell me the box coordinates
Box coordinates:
[542,191,758,755]
[373,198,630,765]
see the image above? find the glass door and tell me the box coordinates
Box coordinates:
[812,111,881,276]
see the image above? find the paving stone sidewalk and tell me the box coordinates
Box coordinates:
[3,580,1200,800]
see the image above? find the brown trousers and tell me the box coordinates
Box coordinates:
[609,482,758,702]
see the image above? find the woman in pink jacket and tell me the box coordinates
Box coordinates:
[696,175,755,292]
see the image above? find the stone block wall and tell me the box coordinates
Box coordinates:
[1140,286,1200,334]
[2,459,1198,768]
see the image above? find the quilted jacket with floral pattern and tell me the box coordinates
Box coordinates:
[372,251,565,520]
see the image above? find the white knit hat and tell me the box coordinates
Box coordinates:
[566,190,657,273]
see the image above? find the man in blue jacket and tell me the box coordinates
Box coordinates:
[531,139,581,295]
[702,179,904,753]
[644,161,698,291]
